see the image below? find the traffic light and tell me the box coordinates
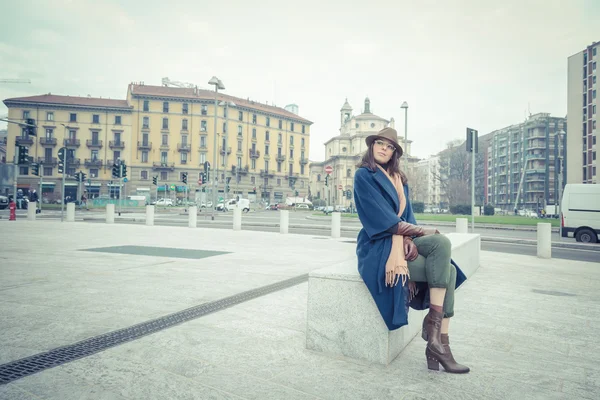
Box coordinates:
[181,172,188,184]
[225,176,231,192]
[112,162,119,178]
[295,190,299,196]
[346,190,352,200]
[17,145,30,164]
[58,161,64,174]
[152,175,158,186]
[26,119,37,136]
[121,163,127,178]
[325,175,329,186]
[31,163,40,176]
[79,172,87,183]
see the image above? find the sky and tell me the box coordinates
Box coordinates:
[0,0,598,160]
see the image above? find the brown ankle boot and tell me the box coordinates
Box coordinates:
[426,334,470,374]
[422,308,445,356]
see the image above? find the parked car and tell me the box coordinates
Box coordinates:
[216,198,250,212]
[561,183,600,243]
[0,195,8,210]
[153,198,173,206]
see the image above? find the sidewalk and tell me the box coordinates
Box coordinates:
[0,220,598,399]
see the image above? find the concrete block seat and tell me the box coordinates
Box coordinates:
[306,233,481,365]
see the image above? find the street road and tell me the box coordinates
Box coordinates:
[3,208,598,262]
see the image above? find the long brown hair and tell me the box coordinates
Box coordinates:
[357,142,408,184]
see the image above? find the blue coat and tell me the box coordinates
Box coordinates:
[353,166,466,331]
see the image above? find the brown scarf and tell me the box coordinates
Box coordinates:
[377,165,409,287]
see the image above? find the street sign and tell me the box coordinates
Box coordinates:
[170,184,176,191]
[325,165,333,174]
[123,178,128,183]
[338,184,343,190]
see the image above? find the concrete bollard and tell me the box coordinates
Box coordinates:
[106,204,115,224]
[456,218,468,233]
[280,210,289,234]
[537,223,552,259]
[146,205,155,226]
[27,204,36,221]
[66,203,75,222]
[233,207,242,231]
[331,211,341,238]
[188,206,197,228]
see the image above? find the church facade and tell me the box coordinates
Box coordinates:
[309,98,413,208]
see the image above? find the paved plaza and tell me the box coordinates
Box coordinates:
[0,220,598,399]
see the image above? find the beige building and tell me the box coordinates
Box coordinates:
[567,41,598,184]
[411,156,441,208]
[310,98,415,208]
[3,83,312,203]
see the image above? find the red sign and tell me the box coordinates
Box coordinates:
[198,179,203,185]
[338,185,343,190]
[325,165,333,174]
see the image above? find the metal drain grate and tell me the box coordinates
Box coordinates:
[0,274,308,385]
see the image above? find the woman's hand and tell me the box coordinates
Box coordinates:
[421,227,440,236]
[403,237,418,261]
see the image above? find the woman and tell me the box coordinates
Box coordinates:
[353,127,470,374]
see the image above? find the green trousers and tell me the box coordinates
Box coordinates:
[408,234,456,318]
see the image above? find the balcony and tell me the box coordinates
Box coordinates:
[109,140,125,149]
[64,138,80,147]
[37,157,57,166]
[527,153,545,160]
[249,149,260,159]
[138,141,152,150]
[260,169,275,177]
[16,136,33,145]
[199,143,207,150]
[300,157,308,165]
[153,161,175,170]
[85,158,103,167]
[69,158,81,167]
[276,154,286,162]
[251,137,257,143]
[40,137,57,146]
[86,139,103,148]
[286,172,300,179]
[220,146,232,155]
[160,143,170,150]
[177,143,191,152]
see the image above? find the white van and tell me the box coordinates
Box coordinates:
[217,198,250,212]
[561,184,600,243]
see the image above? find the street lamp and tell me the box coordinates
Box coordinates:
[219,100,236,201]
[208,76,225,220]
[400,101,408,173]
[557,129,566,238]
[59,123,71,221]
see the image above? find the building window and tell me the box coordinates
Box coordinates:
[290,136,294,145]
[238,111,243,121]
[182,119,188,130]
[114,116,121,125]
[266,131,270,141]
[200,136,206,147]
[143,116,149,128]
[91,150,99,160]
[251,159,256,169]
[201,120,207,132]
[289,163,293,174]
[251,176,256,184]
[161,171,168,180]
[181,135,188,145]
[301,165,305,175]
[162,118,169,129]
[182,103,188,114]
[238,125,242,135]
[44,148,52,159]
[290,149,294,158]
[301,138,305,147]
[223,122,227,133]
[22,110,30,119]
[302,125,305,134]
[278,120,283,129]
[252,128,256,139]
[46,112,54,121]
[237,140,242,151]
[265,161,269,171]
[200,152,206,163]
[290,123,295,132]
[277,162,282,172]
[162,134,168,145]
[201,105,207,115]
[223,107,228,118]
[67,167,75,176]
[43,167,53,176]
[163,102,169,113]
[181,152,187,164]
[142,151,148,163]
[265,145,269,155]
[142,133,149,145]
[141,170,148,180]
[45,128,53,138]
[113,151,121,161]
[277,178,281,186]
[160,151,168,163]
[69,130,77,139]
[266,116,270,127]
[317,174,321,182]
[70,113,77,122]
[143,100,149,111]
[347,169,352,177]
[252,114,257,124]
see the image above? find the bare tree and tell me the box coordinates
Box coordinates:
[434,141,471,207]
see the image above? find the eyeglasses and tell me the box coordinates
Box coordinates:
[375,140,395,152]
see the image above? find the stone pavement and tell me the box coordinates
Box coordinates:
[0,220,598,399]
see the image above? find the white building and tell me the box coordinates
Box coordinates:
[411,156,441,207]
[567,40,599,184]
[309,98,415,207]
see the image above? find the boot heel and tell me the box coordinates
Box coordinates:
[426,355,439,371]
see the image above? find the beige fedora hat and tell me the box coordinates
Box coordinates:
[365,127,404,157]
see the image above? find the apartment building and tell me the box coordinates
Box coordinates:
[567,41,599,184]
[3,83,312,203]
[486,113,566,212]
[411,156,441,208]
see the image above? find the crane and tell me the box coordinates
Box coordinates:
[0,79,31,84]
[161,77,195,88]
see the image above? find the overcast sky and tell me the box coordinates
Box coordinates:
[1,0,598,160]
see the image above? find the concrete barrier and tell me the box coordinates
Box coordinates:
[306,233,480,365]
[146,205,155,226]
[66,203,75,222]
[456,218,468,233]
[331,211,341,238]
[106,204,115,224]
[280,210,289,234]
[233,207,242,231]
[537,223,551,259]
[188,206,197,228]
[27,205,36,221]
